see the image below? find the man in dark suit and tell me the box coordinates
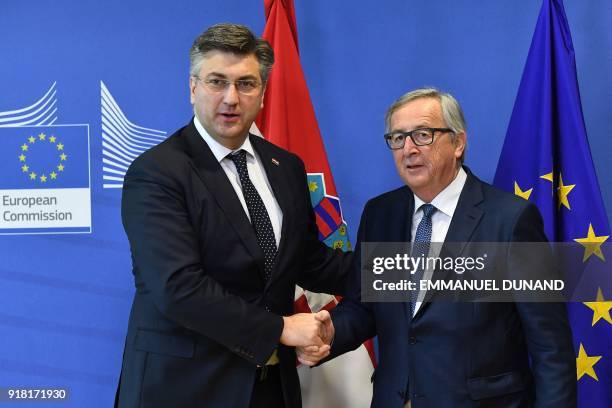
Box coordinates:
[297,88,576,407]
[115,23,347,408]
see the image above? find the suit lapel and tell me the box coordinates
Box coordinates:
[183,123,266,281]
[250,135,292,286]
[395,191,417,324]
[413,168,485,317]
[442,170,485,252]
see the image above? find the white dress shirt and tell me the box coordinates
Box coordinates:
[411,167,467,315]
[194,117,283,247]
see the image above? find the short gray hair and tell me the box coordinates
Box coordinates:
[189,23,274,84]
[384,87,467,163]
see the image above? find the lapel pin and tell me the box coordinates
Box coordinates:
[271,158,280,166]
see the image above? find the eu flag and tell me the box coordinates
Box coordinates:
[0,125,91,234]
[0,125,89,189]
[494,0,611,406]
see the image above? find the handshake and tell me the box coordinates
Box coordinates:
[280,310,335,366]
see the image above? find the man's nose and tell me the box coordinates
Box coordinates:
[402,137,420,156]
[222,83,240,105]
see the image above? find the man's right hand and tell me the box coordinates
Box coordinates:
[294,310,335,366]
[280,312,327,347]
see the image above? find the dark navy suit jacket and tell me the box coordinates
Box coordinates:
[330,169,576,408]
[116,121,350,408]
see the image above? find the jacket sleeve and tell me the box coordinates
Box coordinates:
[328,200,377,358]
[121,155,282,366]
[511,203,577,407]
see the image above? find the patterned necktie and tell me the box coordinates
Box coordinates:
[410,203,437,316]
[228,150,278,281]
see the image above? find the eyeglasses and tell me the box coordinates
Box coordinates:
[194,76,261,95]
[383,127,454,149]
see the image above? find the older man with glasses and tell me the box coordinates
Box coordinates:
[298,88,576,408]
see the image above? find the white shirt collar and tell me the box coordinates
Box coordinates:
[413,167,467,217]
[193,116,255,161]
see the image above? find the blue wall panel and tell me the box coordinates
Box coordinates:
[1,1,610,405]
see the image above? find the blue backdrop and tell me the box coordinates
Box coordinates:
[1,1,611,406]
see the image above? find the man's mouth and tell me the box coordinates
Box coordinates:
[219,112,240,121]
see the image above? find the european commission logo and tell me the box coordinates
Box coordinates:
[101,81,166,188]
[0,124,91,235]
[17,131,69,184]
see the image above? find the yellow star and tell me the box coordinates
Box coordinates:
[59,153,67,161]
[557,174,575,210]
[21,165,29,172]
[38,133,46,141]
[28,136,36,144]
[514,181,533,200]
[29,172,37,180]
[540,172,553,182]
[339,225,347,236]
[56,143,64,151]
[308,181,318,192]
[576,343,602,381]
[21,144,29,151]
[19,154,26,162]
[583,288,612,326]
[50,172,57,180]
[40,175,47,183]
[49,135,56,143]
[540,171,554,196]
[57,164,65,172]
[574,223,609,262]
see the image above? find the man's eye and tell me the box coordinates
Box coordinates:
[414,130,432,140]
[238,80,257,89]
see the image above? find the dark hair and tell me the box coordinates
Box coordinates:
[189,23,274,84]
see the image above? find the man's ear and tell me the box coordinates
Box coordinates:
[454,131,467,159]
[260,84,267,109]
[189,76,197,104]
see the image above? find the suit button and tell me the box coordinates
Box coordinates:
[408,336,417,344]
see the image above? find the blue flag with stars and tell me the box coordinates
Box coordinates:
[494,0,611,406]
[0,125,89,189]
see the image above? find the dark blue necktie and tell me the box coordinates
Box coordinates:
[410,203,437,316]
[229,150,277,281]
